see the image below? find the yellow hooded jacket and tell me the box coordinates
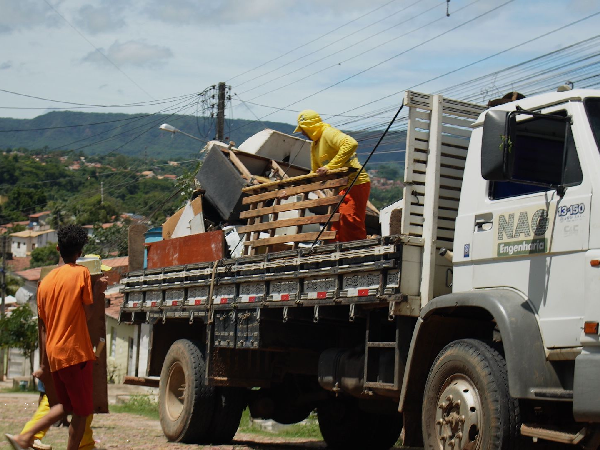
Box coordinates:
[295,110,370,187]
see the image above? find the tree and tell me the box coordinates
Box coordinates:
[0,304,38,377]
[83,223,128,258]
[47,200,71,229]
[376,164,403,180]
[30,242,60,268]
[3,273,23,296]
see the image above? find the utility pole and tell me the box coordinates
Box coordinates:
[216,82,226,142]
[1,235,6,381]
[101,181,104,205]
[1,234,6,318]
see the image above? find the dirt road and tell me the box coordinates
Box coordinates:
[0,392,327,450]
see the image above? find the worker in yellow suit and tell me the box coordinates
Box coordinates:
[19,378,95,450]
[294,109,371,242]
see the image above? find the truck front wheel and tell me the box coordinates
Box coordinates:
[422,339,520,450]
[159,339,215,443]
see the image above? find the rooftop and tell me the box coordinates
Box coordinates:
[10,229,55,238]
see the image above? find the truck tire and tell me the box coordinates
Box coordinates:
[422,339,520,450]
[158,339,216,443]
[318,396,402,450]
[209,387,246,444]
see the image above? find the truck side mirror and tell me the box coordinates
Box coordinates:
[481,110,515,181]
[481,109,574,192]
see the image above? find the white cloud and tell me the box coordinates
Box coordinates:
[81,40,173,68]
[75,4,126,34]
[0,0,59,34]
[143,0,379,26]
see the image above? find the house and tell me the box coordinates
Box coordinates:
[28,211,50,227]
[9,256,149,384]
[105,291,151,383]
[10,229,57,257]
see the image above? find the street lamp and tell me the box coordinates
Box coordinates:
[159,123,206,143]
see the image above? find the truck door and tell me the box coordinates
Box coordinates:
[469,103,591,349]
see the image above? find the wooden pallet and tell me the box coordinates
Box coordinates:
[239,168,354,255]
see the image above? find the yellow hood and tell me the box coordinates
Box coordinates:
[294,109,327,141]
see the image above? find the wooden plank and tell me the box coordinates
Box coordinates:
[411,184,461,200]
[442,98,486,118]
[440,134,471,149]
[441,114,476,128]
[441,155,466,169]
[244,231,337,247]
[437,218,456,229]
[238,213,340,234]
[410,204,458,219]
[413,130,430,142]
[442,124,473,138]
[412,139,429,152]
[412,172,462,189]
[405,91,433,110]
[242,168,351,193]
[408,223,455,241]
[413,110,432,122]
[243,177,348,204]
[270,160,289,179]
[225,149,253,180]
[240,195,342,219]
[441,144,469,158]
[414,159,465,178]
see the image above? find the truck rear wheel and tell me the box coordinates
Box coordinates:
[422,339,520,450]
[317,396,402,450]
[159,339,216,443]
[209,387,246,443]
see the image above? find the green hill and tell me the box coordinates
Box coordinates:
[0,111,405,164]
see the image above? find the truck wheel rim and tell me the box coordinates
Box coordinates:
[434,375,481,450]
[165,362,186,421]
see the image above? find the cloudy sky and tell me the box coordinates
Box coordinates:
[0,0,598,129]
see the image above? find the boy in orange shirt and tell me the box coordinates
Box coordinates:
[6,225,96,450]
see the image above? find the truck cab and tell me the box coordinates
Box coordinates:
[411,90,600,446]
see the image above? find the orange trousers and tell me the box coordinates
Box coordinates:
[331,182,371,242]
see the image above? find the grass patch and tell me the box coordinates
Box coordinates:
[111,395,159,420]
[238,408,322,439]
[0,386,38,394]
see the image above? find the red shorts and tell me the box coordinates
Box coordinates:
[51,360,94,416]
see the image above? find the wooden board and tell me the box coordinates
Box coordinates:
[242,177,348,204]
[243,231,337,247]
[240,195,342,219]
[242,167,352,192]
[238,213,339,234]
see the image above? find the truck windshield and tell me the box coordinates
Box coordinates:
[584,98,600,151]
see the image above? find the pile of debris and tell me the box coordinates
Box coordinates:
[144,129,379,268]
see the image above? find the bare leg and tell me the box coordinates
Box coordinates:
[66,414,88,450]
[11,404,65,448]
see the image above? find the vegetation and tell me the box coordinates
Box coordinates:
[370,186,404,210]
[83,223,129,258]
[0,151,188,227]
[0,273,23,296]
[30,242,60,268]
[111,395,159,419]
[0,304,38,375]
[238,408,322,439]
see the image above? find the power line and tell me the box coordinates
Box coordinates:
[226,0,399,84]
[228,0,511,136]
[235,0,431,92]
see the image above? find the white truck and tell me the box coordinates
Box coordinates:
[120,89,600,449]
